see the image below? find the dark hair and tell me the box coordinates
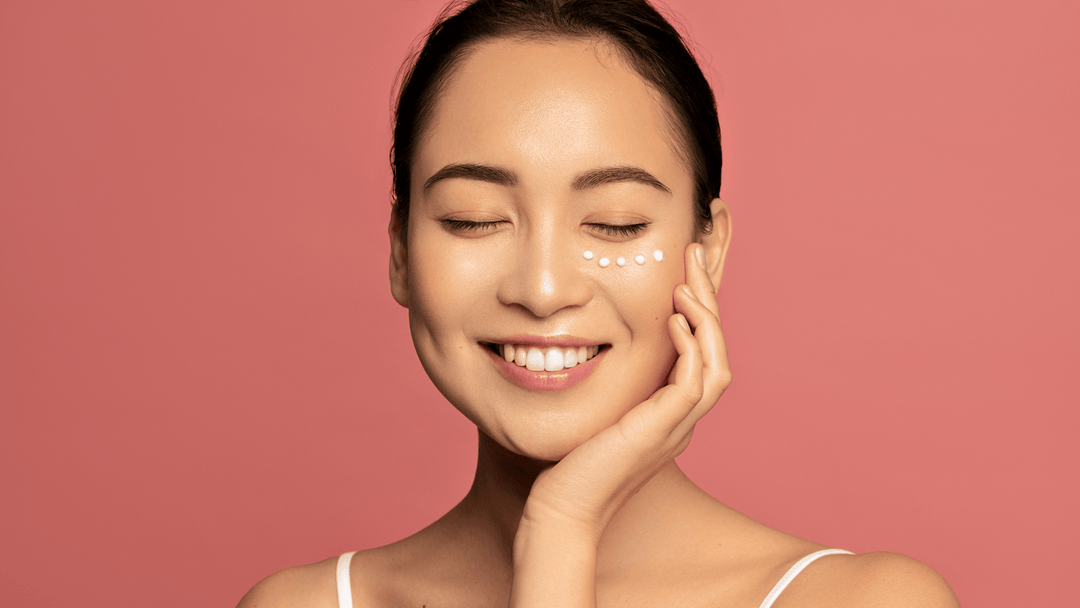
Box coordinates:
[391,0,721,237]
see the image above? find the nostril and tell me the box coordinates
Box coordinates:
[495,254,594,318]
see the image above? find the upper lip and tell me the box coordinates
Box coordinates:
[484,334,606,348]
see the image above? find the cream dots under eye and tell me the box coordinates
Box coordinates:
[583,250,663,267]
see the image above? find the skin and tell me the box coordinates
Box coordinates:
[239,38,960,608]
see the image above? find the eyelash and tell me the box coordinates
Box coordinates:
[589,223,649,237]
[442,220,649,238]
[442,219,503,232]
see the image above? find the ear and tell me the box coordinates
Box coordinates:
[697,198,732,288]
[388,211,409,308]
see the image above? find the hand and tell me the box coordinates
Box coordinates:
[509,242,732,606]
[523,242,731,534]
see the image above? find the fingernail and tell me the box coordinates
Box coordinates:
[695,246,707,270]
[677,315,690,331]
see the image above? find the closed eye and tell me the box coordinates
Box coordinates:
[442,219,504,233]
[589,223,649,238]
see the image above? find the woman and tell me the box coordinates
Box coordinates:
[241,1,959,606]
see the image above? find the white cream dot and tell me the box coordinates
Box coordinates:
[616,257,626,267]
[599,257,610,267]
[634,255,646,265]
[653,250,663,262]
[583,250,593,260]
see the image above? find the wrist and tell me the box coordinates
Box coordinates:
[514,508,602,560]
[517,499,606,551]
[510,512,600,608]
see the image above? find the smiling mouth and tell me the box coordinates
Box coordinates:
[481,342,608,372]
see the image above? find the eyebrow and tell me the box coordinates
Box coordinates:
[424,163,517,190]
[422,162,670,194]
[572,166,671,194]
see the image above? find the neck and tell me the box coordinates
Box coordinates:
[451,429,714,567]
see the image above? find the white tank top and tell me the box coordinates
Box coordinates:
[335,547,852,608]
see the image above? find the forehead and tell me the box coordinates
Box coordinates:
[415,38,691,193]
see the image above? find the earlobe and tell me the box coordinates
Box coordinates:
[698,198,732,288]
[388,213,410,308]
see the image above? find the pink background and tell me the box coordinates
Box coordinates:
[1,0,1077,606]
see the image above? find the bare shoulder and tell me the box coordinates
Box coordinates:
[842,552,959,607]
[777,551,960,608]
[236,556,338,608]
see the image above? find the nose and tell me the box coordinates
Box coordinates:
[496,229,592,318]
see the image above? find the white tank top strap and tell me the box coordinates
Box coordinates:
[336,551,358,608]
[758,548,853,608]
[335,546,848,608]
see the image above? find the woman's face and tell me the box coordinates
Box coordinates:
[393,38,703,461]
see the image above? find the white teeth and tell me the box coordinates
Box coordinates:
[526,348,546,371]
[499,343,602,371]
[544,349,564,371]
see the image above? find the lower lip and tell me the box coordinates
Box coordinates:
[485,346,606,391]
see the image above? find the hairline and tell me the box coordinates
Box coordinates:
[410,33,703,209]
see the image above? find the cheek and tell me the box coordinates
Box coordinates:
[405,235,493,353]
[585,241,686,391]
[584,242,686,319]
[404,236,500,423]
[410,246,486,301]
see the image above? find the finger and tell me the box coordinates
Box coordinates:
[675,246,730,391]
[638,313,704,430]
[673,425,694,457]
[683,243,719,319]
[607,314,701,457]
[672,284,731,428]
[673,283,728,373]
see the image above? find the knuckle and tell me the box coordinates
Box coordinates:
[618,408,661,446]
[682,382,704,405]
[717,368,732,387]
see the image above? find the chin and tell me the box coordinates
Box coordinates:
[491,410,620,463]
[505,438,580,463]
